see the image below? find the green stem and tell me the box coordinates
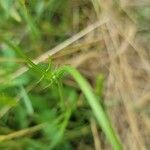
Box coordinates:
[58,66,122,150]
[57,81,65,111]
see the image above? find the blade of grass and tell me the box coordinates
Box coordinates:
[20,86,34,115]
[57,80,65,111]
[19,0,41,40]
[58,66,122,150]
[49,108,72,149]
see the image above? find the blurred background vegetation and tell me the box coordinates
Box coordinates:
[0,0,150,149]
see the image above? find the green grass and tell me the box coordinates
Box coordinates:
[2,39,122,150]
[0,0,149,149]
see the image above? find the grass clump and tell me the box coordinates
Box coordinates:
[3,39,122,150]
[0,0,149,150]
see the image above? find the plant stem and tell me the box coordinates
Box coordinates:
[58,66,122,150]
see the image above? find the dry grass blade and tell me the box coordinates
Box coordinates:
[2,18,108,83]
[0,123,45,142]
[90,118,102,150]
